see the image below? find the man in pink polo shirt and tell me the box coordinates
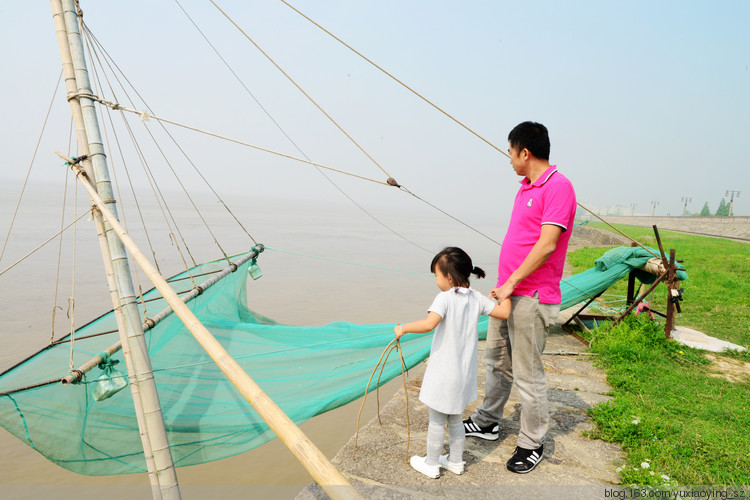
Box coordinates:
[463,122,576,474]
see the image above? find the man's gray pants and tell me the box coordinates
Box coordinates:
[471,294,560,450]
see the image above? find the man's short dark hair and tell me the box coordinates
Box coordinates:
[508,121,550,160]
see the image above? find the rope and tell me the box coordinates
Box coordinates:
[211,2,651,257]
[2,395,36,448]
[0,70,64,266]
[353,339,411,460]
[51,119,75,344]
[95,93,163,273]
[88,84,653,260]
[93,98,388,186]
[211,0,660,257]
[89,85,511,254]
[0,211,91,279]
[83,25,215,275]
[577,202,660,259]
[82,9,654,283]
[68,182,79,370]
[274,1,665,257]
[84,24,230,267]
[84,24,260,247]
[322,181,434,254]
[77,25,499,251]
[84,38,153,315]
[119,106,198,271]
[210,0,394,181]
[397,185,502,246]
[278,0,510,159]
[174,0,430,254]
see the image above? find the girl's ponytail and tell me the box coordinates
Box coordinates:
[431,247,483,289]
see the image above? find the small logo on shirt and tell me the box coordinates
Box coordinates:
[526,198,533,207]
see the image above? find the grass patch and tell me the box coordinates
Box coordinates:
[568,223,750,485]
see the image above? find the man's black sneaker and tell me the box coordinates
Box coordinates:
[506,445,544,474]
[462,418,499,441]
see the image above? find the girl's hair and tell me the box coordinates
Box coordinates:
[430,247,485,290]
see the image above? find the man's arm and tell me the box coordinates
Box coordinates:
[491,224,564,303]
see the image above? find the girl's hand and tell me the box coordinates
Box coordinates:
[394,324,405,340]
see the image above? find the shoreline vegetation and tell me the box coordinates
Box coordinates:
[568,223,749,486]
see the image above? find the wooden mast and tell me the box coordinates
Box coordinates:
[50,1,180,498]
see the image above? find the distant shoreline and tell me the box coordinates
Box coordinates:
[590,215,750,242]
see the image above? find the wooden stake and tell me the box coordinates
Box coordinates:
[664,249,677,338]
[611,272,667,327]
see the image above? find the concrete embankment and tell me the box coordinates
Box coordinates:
[298,325,622,499]
[594,215,750,241]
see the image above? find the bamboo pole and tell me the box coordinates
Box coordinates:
[49,1,161,494]
[62,248,262,385]
[50,1,179,497]
[62,155,361,499]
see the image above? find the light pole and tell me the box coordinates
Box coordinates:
[631,203,637,216]
[681,197,692,216]
[726,190,741,216]
[651,200,659,216]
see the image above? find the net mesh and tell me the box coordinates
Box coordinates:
[0,246,686,475]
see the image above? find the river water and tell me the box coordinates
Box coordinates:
[0,183,507,498]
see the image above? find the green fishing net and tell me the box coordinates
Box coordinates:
[0,246,686,475]
[0,252,434,475]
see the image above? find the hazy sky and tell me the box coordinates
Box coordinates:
[1,0,748,221]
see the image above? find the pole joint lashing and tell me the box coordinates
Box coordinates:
[73,0,83,19]
[65,91,125,113]
[64,154,89,166]
[249,243,266,263]
[66,91,98,103]
[386,177,400,187]
[67,369,84,385]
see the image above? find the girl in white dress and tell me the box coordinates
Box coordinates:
[395,247,510,478]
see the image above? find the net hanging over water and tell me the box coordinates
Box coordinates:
[0,246,686,475]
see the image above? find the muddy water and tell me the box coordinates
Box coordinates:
[0,185,505,498]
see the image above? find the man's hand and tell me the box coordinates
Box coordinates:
[495,224,563,303]
[491,281,515,303]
